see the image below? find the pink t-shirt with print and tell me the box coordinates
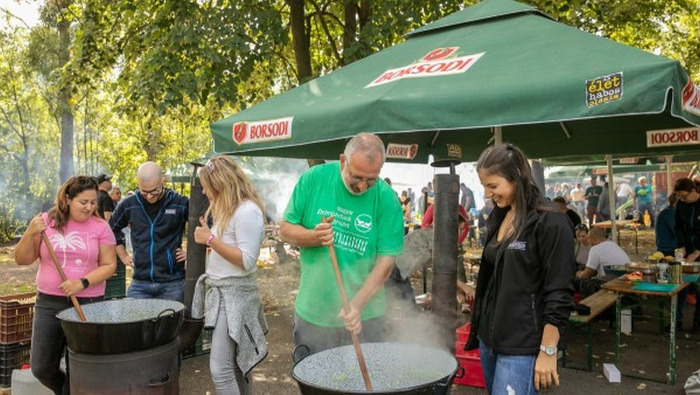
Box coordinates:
[37,213,116,298]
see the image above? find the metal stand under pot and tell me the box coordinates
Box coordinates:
[57,299,186,394]
[69,340,179,395]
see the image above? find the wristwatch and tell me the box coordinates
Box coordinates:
[80,277,90,290]
[540,344,557,356]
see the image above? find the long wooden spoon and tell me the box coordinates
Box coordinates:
[41,231,87,322]
[322,217,372,391]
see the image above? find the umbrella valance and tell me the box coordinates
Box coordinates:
[210,0,700,163]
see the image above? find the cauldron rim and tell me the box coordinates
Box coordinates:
[292,342,458,394]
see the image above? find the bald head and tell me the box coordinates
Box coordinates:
[137,162,165,203]
[137,161,163,183]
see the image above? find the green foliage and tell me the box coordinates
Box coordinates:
[0,0,697,219]
[0,27,60,220]
[74,0,289,114]
[0,201,27,243]
[525,0,699,79]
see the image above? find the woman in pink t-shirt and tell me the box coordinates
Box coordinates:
[15,175,116,395]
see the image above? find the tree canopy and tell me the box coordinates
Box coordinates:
[0,0,697,239]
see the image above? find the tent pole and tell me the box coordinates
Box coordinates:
[666,156,673,196]
[493,126,502,145]
[606,155,617,243]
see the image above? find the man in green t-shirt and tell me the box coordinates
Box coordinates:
[280,133,405,362]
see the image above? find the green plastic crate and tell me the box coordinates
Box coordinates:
[182,328,212,359]
[104,261,126,300]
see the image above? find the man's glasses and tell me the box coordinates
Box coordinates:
[574,224,588,231]
[346,166,378,187]
[140,185,163,198]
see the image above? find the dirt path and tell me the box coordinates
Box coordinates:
[3,230,698,394]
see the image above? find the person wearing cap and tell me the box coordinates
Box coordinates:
[95,173,115,220]
[109,161,189,302]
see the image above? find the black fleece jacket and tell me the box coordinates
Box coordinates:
[675,199,700,257]
[466,200,575,354]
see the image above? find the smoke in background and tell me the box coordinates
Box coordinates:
[241,157,309,223]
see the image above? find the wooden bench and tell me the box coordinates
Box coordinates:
[563,289,617,371]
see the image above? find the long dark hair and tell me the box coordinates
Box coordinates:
[47,176,100,231]
[674,177,699,193]
[476,143,554,237]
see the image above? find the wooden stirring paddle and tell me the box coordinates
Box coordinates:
[322,217,372,391]
[41,231,87,322]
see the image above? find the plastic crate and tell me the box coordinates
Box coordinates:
[453,321,485,388]
[0,293,35,344]
[454,348,486,388]
[182,328,212,359]
[104,262,126,300]
[0,342,31,387]
[456,322,471,342]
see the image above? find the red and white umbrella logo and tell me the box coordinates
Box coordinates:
[421,47,459,62]
[233,122,248,145]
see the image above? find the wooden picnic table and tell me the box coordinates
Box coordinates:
[602,276,691,385]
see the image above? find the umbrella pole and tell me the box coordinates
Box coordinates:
[41,231,87,322]
[606,155,618,243]
[322,217,372,391]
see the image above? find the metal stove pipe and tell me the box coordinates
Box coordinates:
[179,164,208,352]
[431,173,460,352]
[184,164,209,313]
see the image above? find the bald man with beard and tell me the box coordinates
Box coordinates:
[109,162,189,302]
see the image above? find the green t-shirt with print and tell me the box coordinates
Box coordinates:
[283,162,404,327]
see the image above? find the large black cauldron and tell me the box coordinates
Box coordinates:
[57,298,184,354]
[292,342,459,395]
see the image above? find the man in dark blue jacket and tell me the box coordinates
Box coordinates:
[109,161,189,302]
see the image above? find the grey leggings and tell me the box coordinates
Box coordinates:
[210,303,250,395]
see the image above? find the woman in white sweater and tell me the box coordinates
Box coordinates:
[193,155,268,395]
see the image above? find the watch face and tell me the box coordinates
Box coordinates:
[541,345,556,355]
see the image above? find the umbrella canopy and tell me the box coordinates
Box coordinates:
[211,0,700,163]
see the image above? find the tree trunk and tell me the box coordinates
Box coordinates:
[57,4,74,183]
[342,1,358,65]
[358,1,372,28]
[287,0,312,82]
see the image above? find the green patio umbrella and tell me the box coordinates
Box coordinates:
[210,0,700,163]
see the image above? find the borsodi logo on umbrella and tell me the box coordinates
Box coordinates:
[232,117,294,145]
[365,47,484,88]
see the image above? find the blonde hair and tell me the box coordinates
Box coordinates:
[199,155,266,236]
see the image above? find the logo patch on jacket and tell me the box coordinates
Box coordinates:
[165,209,177,215]
[508,241,527,251]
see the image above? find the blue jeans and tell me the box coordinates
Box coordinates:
[292,314,385,363]
[479,338,538,395]
[128,279,184,302]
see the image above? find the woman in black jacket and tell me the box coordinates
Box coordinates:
[673,177,700,332]
[466,144,575,395]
